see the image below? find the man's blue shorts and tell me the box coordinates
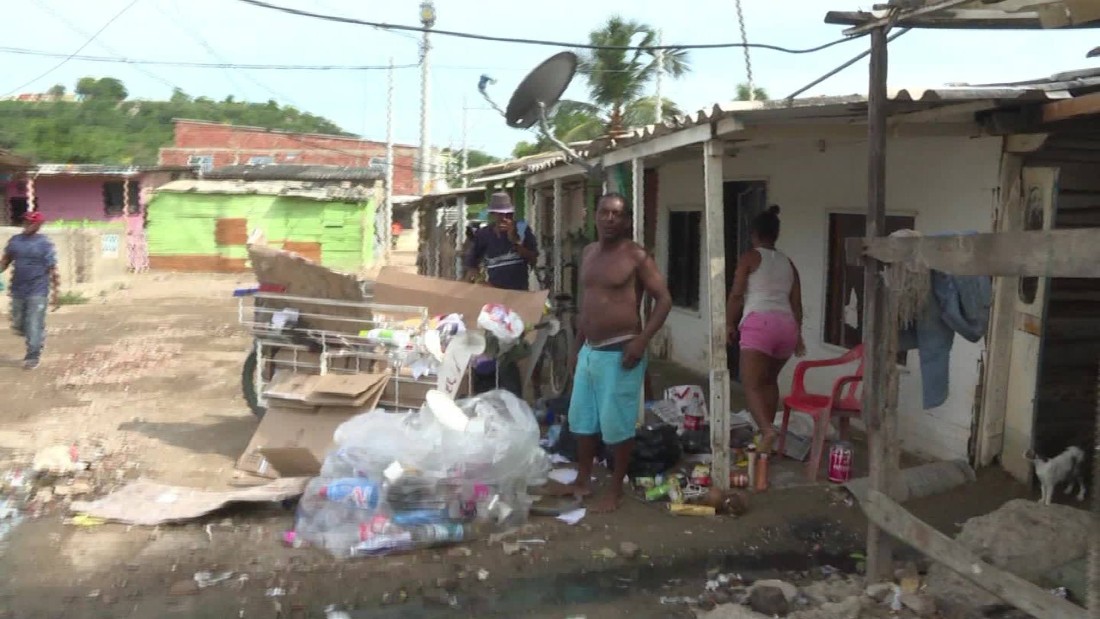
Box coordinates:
[567,342,645,445]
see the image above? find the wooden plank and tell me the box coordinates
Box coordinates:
[552,178,563,295]
[862,25,897,584]
[1042,92,1100,124]
[844,229,1100,277]
[702,139,730,492]
[975,152,1022,467]
[631,157,646,427]
[862,490,1088,619]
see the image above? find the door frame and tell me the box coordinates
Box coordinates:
[722,179,768,382]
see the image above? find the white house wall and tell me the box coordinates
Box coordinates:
[654,135,1003,461]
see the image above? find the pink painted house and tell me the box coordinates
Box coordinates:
[3,164,196,272]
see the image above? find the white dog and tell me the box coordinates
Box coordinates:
[1026,446,1087,506]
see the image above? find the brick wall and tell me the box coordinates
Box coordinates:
[158,120,421,195]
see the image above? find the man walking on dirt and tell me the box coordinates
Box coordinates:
[1,211,60,369]
[560,193,672,512]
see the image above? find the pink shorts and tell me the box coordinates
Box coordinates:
[740,311,799,359]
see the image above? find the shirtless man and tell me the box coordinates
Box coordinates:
[561,193,672,512]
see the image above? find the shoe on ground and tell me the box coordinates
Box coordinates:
[23,358,39,370]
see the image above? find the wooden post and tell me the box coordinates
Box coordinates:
[703,139,731,491]
[1091,357,1100,618]
[632,157,647,426]
[455,196,467,279]
[862,24,899,583]
[552,178,564,295]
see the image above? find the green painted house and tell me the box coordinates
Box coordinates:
[146,179,379,273]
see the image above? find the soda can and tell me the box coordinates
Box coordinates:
[690,464,711,487]
[668,504,716,516]
[667,479,684,504]
[730,473,750,488]
[827,441,853,483]
[683,413,703,431]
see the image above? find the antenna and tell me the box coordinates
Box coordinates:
[499,51,602,179]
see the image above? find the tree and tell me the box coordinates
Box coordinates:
[736,83,769,102]
[74,77,127,102]
[442,148,500,184]
[75,77,97,100]
[47,84,66,99]
[510,16,691,156]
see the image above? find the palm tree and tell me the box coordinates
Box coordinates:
[515,16,689,155]
[736,83,769,102]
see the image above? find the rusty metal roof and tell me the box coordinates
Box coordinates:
[203,164,383,182]
[512,68,1100,175]
[155,179,375,202]
[827,0,1100,31]
[0,149,31,169]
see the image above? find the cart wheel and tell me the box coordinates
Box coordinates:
[242,349,266,419]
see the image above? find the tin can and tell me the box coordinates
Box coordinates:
[691,464,711,487]
[730,473,750,488]
[683,413,704,431]
[667,479,684,504]
[827,441,853,483]
[754,454,770,492]
[668,503,716,516]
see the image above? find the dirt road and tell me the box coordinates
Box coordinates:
[0,274,1026,618]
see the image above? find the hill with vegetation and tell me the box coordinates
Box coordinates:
[0,77,350,165]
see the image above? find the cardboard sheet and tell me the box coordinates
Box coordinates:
[70,477,309,525]
[236,405,353,478]
[372,267,549,331]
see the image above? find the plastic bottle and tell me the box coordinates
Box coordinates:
[351,531,415,557]
[317,478,383,509]
[754,453,770,492]
[391,509,450,526]
[362,328,412,348]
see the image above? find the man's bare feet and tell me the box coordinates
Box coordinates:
[588,490,623,513]
[758,429,780,456]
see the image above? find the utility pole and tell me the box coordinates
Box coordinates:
[653,30,664,124]
[418,1,436,195]
[460,97,469,187]
[384,57,395,260]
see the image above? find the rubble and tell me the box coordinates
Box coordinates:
[747,585,790,616]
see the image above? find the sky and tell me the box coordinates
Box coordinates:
[4,0,1099,158]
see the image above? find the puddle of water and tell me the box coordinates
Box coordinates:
[348,549,861,618]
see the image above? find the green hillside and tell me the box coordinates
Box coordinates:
[0,77,349,165]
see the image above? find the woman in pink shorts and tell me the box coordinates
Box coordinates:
[726,205,805,454]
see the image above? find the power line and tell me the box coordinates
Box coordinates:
[3,0,142,96]
[0,46,418,71]
[236,0,864,53]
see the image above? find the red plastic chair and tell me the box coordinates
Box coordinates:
[778,344,865,481]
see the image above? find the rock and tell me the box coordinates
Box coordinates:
[446,547,472,558]
[696,605,770,619]
[927,499,1091,607]
[750,579,799,603]
[864,582,895,603]
[169,580,199,596]
[801,577,861,604]
[900,593,936,617]
[595,547,618,560]
[748,586,790,616]
[619,541,640,560]
[501,542,523,556]
[712,590,733,605]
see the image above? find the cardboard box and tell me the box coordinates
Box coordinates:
[236,371,389,478]
[372,267,549,330]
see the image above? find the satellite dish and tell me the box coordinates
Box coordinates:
[505,51,578,129]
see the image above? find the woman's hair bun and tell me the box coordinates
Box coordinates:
[766,205,781,216]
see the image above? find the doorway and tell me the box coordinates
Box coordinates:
[8,196,28,225]
[723,180,767,382]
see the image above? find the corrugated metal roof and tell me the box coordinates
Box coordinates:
[517,68,1100,175]
[155,179,374,202]
[204,164,383,182]
[32,163,193,176]
[826,0,1100,30]
[0,149,31,169]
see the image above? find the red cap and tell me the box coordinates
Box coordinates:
[23,212,45,224]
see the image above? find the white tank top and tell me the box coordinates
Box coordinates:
[741,247,794,325]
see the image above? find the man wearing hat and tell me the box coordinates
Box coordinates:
[465,192,538,290]
[1,211,60,369]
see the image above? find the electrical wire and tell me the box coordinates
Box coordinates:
[3,0,142,96]
[0,45,419,71]
[783,28,912,101]
[236,0,865,53]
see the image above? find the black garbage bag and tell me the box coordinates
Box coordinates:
[606,423,682,478]
[680,426,711,455]
[551,416,610,464]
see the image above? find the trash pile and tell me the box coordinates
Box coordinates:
[1,438,135,539]
[291,389,550,558]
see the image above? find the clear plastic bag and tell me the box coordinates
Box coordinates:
[296,390,550,558]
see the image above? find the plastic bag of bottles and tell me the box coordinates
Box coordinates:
[295,389,550,558]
